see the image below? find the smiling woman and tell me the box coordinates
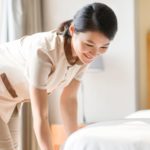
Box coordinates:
[0,2,117,150]
[70,31,110,64]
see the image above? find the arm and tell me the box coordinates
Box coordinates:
[29,86,53,150]
[60,79,81,136]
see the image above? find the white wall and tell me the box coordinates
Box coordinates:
[82,0,136,123]
[43,0,137,124]
[42,0,93,31]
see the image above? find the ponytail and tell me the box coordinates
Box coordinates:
[58,19,73,38]
[58,19,78,65]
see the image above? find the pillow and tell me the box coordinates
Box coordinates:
[125,109,150,119]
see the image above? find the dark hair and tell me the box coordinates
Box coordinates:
[58,2,118,40]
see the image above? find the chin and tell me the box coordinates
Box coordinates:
[78,55,93,65]
[80,54,95,64]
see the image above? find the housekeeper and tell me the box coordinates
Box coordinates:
[0,2,117,150]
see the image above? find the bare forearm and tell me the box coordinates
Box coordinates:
[33,119,53,150]
[29,87,53,150]
[60,97,78,136]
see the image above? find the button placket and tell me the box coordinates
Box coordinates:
[59,66,71,85]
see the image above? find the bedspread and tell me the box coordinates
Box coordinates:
[64,118,150,150]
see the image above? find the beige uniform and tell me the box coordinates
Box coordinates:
[0,29,88,124]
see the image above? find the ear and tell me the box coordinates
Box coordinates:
[69,23,75,36]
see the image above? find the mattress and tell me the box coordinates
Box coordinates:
[64,110,150,150]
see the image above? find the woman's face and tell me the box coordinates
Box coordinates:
[70,26,110,64]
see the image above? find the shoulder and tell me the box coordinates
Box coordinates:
[20,29,64,52]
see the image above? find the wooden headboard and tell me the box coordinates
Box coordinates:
[147,32,150,108]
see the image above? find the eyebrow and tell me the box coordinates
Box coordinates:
[86,40,110,46]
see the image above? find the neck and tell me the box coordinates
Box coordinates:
[64,37,79,65]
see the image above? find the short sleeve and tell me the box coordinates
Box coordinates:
[26,49,53,90]
[74,64,89,81]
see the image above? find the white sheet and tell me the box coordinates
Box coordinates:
[64,119,150,150]
[126,109,150,119]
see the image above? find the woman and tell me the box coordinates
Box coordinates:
[0,2,117,150]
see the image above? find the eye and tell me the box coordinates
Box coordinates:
[85,43,94,47]
[101,46,108,49]
[98,47,108,54]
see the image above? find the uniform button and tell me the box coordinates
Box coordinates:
[67,66,72,70]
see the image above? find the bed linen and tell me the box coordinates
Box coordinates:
[126,109,150,119]
[64,111,150,150]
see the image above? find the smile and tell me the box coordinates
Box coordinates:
[84,53,94,60]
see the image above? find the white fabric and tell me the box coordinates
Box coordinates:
[64,119,150,150]
[125,109,150,119]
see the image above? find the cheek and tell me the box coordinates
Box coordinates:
[73,39,91,54]
[100,48,108,54]
[74,42,84,54]
[78,43,91,54]
[73,39,81,51]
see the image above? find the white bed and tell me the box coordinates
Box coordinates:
[63,110,150,150]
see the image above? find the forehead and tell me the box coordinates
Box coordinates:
[76,31,110,44]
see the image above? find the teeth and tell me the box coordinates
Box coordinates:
[88,56,92,59]
[84,53,94,60]
[86,55,93,59]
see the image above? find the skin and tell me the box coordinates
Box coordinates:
[30,79,80,150]
[29,87,53,150]
[30,24,111,150]
[69,23,110,65]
